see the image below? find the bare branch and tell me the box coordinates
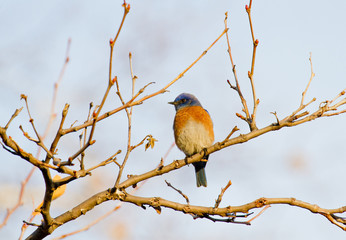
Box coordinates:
[60,27,228,136]
[301,52,315,105]
[245,1,259,131]
[121,194,346,230]
[282,53,316,123]
[224,12,251,122]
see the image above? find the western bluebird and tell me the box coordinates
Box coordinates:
[169,93,214,187]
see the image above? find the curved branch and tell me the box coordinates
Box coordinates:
[122,194,346,230]
[27,188,346,240]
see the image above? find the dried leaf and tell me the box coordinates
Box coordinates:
[145,135,158,151]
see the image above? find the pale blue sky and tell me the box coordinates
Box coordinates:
[1,0,346,239]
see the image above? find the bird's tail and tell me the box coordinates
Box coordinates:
[193,160,207,187]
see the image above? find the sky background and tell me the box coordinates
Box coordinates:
[1,0,346,239]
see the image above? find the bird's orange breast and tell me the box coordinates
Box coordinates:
[173,106,214,156]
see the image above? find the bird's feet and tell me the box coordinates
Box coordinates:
[201,148,209,162]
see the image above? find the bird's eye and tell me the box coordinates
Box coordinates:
[181,99,187,103]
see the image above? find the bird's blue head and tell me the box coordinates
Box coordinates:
[168,93,202,111]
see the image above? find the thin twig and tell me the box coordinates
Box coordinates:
[224,12,250,121]
[246,205,271,224]
[22,221,40,227]
[165,180,190,204]
[245,0,259,131]
[223,126,239,142]
[65,2,130,166]
[85,150,122,173]
[282,54,316,123]
[21,95,47,146]
[129,52,136,99]
[214,180,232,208]
[157,143,175,171]
[79,103,94,170]
[330,89,345,104]
[301,52,315,106]
[323,109,346,117]
[61,27,228,136]
[203,214,251,225]
[114,50,137,188]
[109,2,130,84]
[4,107,23,130]
[53,150,122,188]
[270,111,280,124]
[45,104,69,163]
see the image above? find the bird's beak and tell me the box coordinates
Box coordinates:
[168,101,176,105]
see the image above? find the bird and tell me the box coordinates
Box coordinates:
[169,93,214,187]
